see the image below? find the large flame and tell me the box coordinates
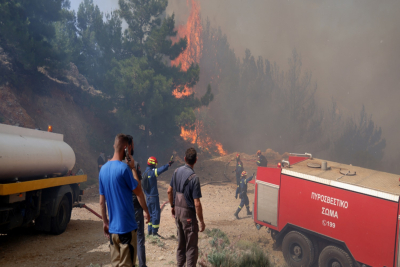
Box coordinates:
[180,122,227,156]
[172,0,226,156]
[171,0,202,98]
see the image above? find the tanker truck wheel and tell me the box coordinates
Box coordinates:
[318,245,354,267]
[50,195,71,235]
[282,231,314,267]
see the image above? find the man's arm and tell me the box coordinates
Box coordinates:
[194,198,205,232]
[133,186,150,223]
[156,164,170,177]
[167,186,175,218]
[99,195,109,238]
[246,175,254,183]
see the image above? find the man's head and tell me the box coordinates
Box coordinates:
[147,156,158,167]
[236,153,240,161]
[114,134,129,153]
[257,150,261,156]
[185,147,197,166]
[126,135,134,156]
[241,171,247,177]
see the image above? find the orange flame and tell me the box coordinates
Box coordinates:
[171,0,203,98]
[180,123,227,156]
[173,0,226,156]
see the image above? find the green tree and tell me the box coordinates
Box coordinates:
[74,0,123,91]
[333,105,386,169]
[108,0,211,156]
[0,0,70,71]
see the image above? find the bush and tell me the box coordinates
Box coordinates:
[205,229,271,267]
[236,246,270,267]
[235,240,257,251]
[205,228,230,246]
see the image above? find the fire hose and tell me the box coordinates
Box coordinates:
[76,201,170,220]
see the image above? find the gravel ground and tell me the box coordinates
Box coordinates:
[0,154,286,267]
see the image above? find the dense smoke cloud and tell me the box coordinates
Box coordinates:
[167,0,400,159]
[69,0,400,160]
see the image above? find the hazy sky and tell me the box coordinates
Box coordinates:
[166,0,400,159]
[70,0,400,159]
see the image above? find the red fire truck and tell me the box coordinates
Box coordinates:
[252,153,400,267]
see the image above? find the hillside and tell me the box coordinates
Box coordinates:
[0,62,113,186]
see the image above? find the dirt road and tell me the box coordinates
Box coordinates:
[0,154,286,266]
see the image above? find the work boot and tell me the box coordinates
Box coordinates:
[234,208,241,219]
[246,206,252,216]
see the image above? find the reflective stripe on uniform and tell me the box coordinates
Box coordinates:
[238,206,242,209]
[152,224,160,229]
[148,223,152,226]
[155,169,158,177]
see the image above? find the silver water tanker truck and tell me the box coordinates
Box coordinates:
[0,123,86,234]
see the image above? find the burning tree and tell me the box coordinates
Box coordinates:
[171,0,227,155]
[102,0,213,156]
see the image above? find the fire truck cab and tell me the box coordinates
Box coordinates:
[253,153,400,267]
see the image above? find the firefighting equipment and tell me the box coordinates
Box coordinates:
[169,155,174,166]
[241,171,247,177]
[147,156,158,166]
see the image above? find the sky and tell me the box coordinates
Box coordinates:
[70,0,400,159]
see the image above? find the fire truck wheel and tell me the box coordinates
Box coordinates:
[282,231,315,267]
[50,195,71,235]
[318,245,354,267]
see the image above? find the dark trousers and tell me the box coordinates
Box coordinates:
[236,173,241,186]
[135,206,147,267]
[176,217,199,267]
[146,195,161,235]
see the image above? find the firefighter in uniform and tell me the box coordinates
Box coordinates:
[234,171,254,219]
[232,154,244,187]
[142,156,174,236]
[256,150,268,167]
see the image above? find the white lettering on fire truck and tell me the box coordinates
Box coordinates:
[311,192,348,209]
[322,207,338,219]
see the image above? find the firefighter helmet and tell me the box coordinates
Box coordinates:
[257,150,261,155]
[147,156,158,166]
[241,171,247,177]
[236,153,240,159]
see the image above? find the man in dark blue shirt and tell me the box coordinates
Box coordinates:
[234,171,254,219]
[233,154,244,187]
[142,156,174,236]
[99,134,150,267]
[167,148,205,267]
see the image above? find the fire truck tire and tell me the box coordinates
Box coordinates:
[318,245,354,267]
[50,195,71,235]
[282,231,315,267]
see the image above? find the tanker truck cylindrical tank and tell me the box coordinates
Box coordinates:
[0,124,76,181]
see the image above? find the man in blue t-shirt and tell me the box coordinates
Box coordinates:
[99,134,150,267]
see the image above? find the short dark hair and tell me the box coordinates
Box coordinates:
[127,135,133,145]
[185,147,197,165]
[114,134,129,152]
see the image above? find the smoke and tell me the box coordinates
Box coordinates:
[167,0,400,159]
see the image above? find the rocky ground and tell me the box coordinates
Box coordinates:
[0,153,287,267]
